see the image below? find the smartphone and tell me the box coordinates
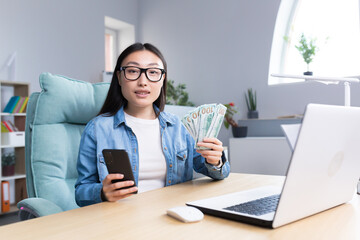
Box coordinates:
[102,149,137,193]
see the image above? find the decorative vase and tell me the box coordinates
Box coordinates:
[247,110,258,119]
[303,71,313,76]
[2,165,15,176]
[232,126,248,138]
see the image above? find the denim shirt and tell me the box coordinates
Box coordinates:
[75,106,230,207]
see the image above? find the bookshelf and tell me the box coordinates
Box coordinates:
[0,80,29,215]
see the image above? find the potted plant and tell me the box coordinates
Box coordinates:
[245,88,258,119]
[2,153,15,176]
[166,79,195,106]
[224,102,247,138]
[295,33,318,75]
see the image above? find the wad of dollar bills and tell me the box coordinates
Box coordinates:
[181,104,227,149]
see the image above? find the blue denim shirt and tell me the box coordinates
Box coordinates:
[75,106,230,207]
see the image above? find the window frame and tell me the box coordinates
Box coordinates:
[268,0,360,85]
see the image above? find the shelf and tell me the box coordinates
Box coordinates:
[0,81,29,213]
[1,145,25,149]
[1,174,26,181]
[0,80,29,86]
[0,205,19,216]
[0,113,26,116]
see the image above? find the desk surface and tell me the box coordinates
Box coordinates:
[1,173,360,240]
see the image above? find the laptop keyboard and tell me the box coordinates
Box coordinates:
[223,194,281,216]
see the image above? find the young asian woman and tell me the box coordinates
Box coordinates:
[75,43,230,206]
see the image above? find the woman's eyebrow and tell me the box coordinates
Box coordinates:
[124,61,140,66]
[147,63,160,66]
[124,62,161,67]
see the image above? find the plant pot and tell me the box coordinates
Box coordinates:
[2,165,15,176]
[247,110,258,119]
[303,71,313,76]
[232,126,248,138]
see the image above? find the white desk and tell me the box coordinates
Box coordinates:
[229,137,292,175]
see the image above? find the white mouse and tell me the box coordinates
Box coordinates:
[166,206,204,223]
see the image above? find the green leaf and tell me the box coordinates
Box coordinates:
[166,79,194,106]
[224,121,229,129]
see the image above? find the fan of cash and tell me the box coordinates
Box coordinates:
[181,104,227,149]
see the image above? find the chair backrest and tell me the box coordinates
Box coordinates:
[25,73,109,211]
[25,72,196,211]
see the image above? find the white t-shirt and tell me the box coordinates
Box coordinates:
[124,112,166,193]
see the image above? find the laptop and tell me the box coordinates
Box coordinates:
[187,104,360,228]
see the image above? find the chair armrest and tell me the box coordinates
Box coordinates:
[17,197,63,220]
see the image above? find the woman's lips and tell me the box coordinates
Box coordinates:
[135,90,150,97]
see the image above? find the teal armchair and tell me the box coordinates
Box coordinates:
[17,73,109,220]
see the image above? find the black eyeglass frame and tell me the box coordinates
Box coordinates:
[119,66,166,82]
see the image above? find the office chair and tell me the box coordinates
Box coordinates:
[17,72,196,220]
[17,73,109,220]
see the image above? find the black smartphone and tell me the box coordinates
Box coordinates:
[102,149,137,193]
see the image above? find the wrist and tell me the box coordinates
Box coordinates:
[215,159,223,168]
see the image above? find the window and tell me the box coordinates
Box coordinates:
[105,28,117,72]
[269,0,360,85]
[103,16,135,81]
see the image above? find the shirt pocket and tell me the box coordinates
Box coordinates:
[176,148,188,161]
[175,148,187,176]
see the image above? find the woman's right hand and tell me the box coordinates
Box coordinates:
[102,173,138,202]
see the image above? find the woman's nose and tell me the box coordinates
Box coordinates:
[137,72,148,86]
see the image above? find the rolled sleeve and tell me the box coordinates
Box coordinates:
[194,150,230,180]
[75,122,103,207]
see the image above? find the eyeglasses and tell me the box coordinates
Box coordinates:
[119,66,166,82]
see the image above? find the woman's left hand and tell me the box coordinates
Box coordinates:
[196,137,223,166]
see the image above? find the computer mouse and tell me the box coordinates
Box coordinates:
[166,206,204,223]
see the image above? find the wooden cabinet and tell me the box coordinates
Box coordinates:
[0,81,29,215]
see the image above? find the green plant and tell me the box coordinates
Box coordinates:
[245,88,257,111]
[2,153,15,166]
[166,80,195,106]
[224,102,239,129]
[295,33,318,71]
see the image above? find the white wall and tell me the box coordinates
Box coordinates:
[1,0,359,146]
[0,0,139,93]
[138,0,360,146]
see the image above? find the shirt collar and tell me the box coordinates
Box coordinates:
[114,105,175,128]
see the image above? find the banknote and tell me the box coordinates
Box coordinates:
[181,103,226,149]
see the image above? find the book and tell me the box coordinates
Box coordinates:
[13,97,25,113]
[1,122,10,132]
[2,121,13,132]
[1,181,10,213]
[19,97,29,113]
[3,96,18,113]
[9,96,21,113]
[6,120,18,131]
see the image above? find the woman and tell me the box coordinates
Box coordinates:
[75,43,230,207]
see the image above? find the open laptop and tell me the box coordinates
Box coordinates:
[187,103,360,228]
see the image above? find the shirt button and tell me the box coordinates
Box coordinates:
[168,180,171,184]
[183,154,186,159]
[164,147,167,150]
[169,164,173,168]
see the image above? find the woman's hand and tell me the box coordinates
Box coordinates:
[196,137,224,166]
[102,174,138,202]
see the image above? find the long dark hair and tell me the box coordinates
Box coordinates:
[98,43,167,116]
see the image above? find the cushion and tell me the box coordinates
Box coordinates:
[29,72,109,211]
